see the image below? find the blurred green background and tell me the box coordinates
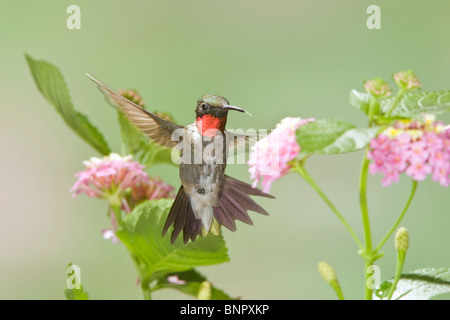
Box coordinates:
[1,0,449,300]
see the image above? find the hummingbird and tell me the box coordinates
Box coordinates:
[86,74,274,244]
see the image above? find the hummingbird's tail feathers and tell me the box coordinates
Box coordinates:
[162,186,185,237]
[184,203,203,244]
[213,176,275,231]
[221,191,254,225]
[163,178,274,244]
[214,203,237,232]
[162,186,202,245]
[223,175,275,200]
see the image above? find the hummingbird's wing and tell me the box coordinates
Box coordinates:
[86,73,183,149]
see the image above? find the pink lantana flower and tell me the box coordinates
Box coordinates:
[405,160,432,181]
[368,115,450,186]
[364,78,392,98]
[102,229,120,244]
[102,209,120,244]
[71,153,174,243]
[71,153,150,202]
[248,117,314,193]
[128,177,175,210]
[167,275,186,285]
[393,70,421,91]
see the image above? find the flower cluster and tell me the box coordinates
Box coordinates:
[393,70,421,91]
[128,176,175,209]
[364,78,392,98]
[71,153,174,242]
[118,89,145,107]
[70,153,149,202]
[368,116,449,186]
[248,117,314,193]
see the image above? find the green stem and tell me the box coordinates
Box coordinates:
[359,151,375,300]
[359,154,372,253]
[387,251,406,300]
[330,280,345,300]
[142,286,152,300]
[367,95,378,126]
[111,203,151,300]
[375,181,418,252]
[292,162,364,250]
[130,252,152,300]
[110,203,122,224]
[386,89,406,117]
[121,140,127,157]
[364,259,375,300]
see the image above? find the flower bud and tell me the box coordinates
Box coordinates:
[393,70,421,90]
[318,262,338,284]
[197,281,212,300]
[395,227,409,252]
[364,78,392,98]
[118,89,145,107]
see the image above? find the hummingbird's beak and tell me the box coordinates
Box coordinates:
[223,105,252,116]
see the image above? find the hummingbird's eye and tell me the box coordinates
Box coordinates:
[201,103,208,111]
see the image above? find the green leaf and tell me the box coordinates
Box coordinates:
[349,89,371,115]
[154,269,237,300]
[375,268,450,300]
[116,199,229,279]
[374,281,393,299]
[26,54,111,155]
[65,285,89,300]
[297,119,380,156]
[64,263,89,300]
[381,91,450,117]
[118,112,175,167]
